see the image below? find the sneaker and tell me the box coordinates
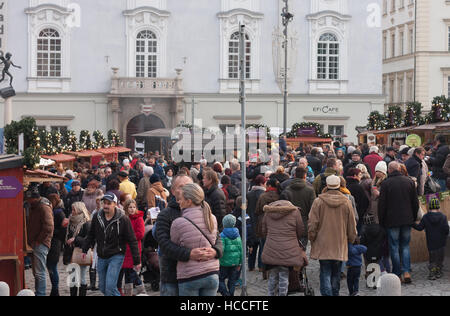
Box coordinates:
[428,270,437,281]
[403,272,412,284]
[435,268,443,279]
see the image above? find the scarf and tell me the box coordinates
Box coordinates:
[339,187,351,195]
[266,187,278,193]
[67,213,88,241]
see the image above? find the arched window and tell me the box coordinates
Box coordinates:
[228,32,251,79]
[136,30,158,78]
[37,28,61,77]
[317,33,339,80]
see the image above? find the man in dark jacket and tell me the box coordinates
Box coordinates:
[428,135,450,191]
[155,175,223,296]
[306,148,322,177]
[383,147,396,165]
[344,150,372,179]
[82,193,140,296]
[203,170,227,230]
[405,147,425,194]
[378,162,419,284]
[346,168,370,234]
[280,167,316,246]
[64,180,83,217]
[26,188,54,297]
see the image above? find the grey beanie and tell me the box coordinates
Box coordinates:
[222,214,237,229]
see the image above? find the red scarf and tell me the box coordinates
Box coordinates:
[266,187,278,193]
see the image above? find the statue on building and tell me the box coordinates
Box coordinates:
[0,51,21,87]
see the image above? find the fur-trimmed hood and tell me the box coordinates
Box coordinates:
[263,200,298,220]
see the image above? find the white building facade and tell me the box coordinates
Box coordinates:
[383,0,450,111]
[2,0,383,150]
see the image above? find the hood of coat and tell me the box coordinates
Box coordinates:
[426,212,445,225]
[319,190,350,208]
[221,227,240,240]
[263,200,298,220]
[151,182,165,194]
[251,185,266,192]
[290,178,307,190]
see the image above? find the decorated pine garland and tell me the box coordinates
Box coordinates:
[39,129,54,155]
[404,102,423,127]
[62,130,79,152]
[93,130,108,148]
[108,129,123,147]
[367,111,386,131]
[425,96,449,124]
[286,122,332,139]
[51,130,63,155]
[79,130,94,150]
[385,105,403,129]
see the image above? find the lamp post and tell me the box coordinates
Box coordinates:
[281,0,293,135]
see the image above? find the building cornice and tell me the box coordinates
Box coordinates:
[25,4,73,15]
[217,8,264,19]
[123,6,170,17]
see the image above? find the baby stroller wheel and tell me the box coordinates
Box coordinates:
[151,281,159,292]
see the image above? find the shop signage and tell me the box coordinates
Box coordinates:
[313,106,339,114]
[0,176,23,199]
[297,128,317,136]
[405,134,422,147]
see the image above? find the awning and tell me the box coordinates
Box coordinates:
[41,154,76,163]
[133,128,173,138]
[412,122,450,131]
[286,137,333,143]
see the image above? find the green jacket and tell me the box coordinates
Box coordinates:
[312,167,338,196]
[219,228,243,267]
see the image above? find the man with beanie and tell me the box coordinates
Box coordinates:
[344,150,372,179]
[412,198,449,280]
[384,147,396,165]
[147,174,167,211]
[118,171,137,200]
[309,175,357,296]
[378,161,419,284]
[363,146,383,177]
[218,214,242,297]
[26,188,54,296]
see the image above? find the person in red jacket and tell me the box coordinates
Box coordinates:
[118,199,146,296]
[363,146,383,177]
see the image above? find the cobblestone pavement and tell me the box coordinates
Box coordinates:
[24,253,450,296]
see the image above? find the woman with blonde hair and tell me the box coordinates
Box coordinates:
[65,201,91,296]
[170,183,220,296]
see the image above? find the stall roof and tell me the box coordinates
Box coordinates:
[133,128,173,138]
[24,169,66,184]
[286,137,333,143]
[411,122,450,131]
[41,154,76,162]
[0,155,23,171]
[65,150,104,158]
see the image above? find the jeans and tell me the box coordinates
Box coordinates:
[346,266,361,296]
[178,274,219,297]
[160,282,179,296]
[97,254,125,296]
[434,178,447,192]
[46,262,59,290]
[387,226,411,276]
[218,266,241,296]
[268,266,290,296]
[32,244,49,296]
[248,241,262,270]
[319,260,342,296]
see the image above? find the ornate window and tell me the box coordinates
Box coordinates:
[228,32,251,79]
[317,33,339,80]
[37,28,61,77]
[136,30,158,78]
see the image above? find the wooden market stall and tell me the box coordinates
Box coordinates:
[0,155,25,296]
[285,137,333,150]
[65,150,104,167]
[41,153,76,170]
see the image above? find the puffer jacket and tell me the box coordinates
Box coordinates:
[429,144,450,180]
[170,206,220,281]
[123,211,145,269]
[308,190,357,261]
[255,190,280,238]
[205,185,226,231]
[261,201,307,268]
[220,228,243,267]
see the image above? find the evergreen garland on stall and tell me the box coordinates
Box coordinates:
[385,105,403,129]
[38,129,54,156]
[108,129,123,147]
[62,130,79,152]
[425,96,450,124]
[367,111,386,131]
[93,130,108,148]
[403,102,423,127]
[285,122,332,139]
[79,130,94,150]
[51,130,63,155]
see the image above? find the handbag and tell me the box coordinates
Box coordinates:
[424,177,441,194]
[71,247,93,266]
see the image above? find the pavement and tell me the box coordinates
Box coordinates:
[24,250,450,296]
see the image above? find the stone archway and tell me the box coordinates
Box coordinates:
[126,114,165,154]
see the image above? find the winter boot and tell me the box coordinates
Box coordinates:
[89,268,98,291]
[70,287,78,296]
[436,267,443,279]
[123,283,134,296]
[79,284,88,297]
[135,283,147,296]
[50,287,59,296]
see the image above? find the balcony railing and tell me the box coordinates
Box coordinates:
[110,69,184,96]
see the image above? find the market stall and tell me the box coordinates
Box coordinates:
[65,150,104,167]
[41,153,76,170]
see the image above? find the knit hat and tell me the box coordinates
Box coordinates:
[118,171,128,178]
[326,175,341,190]
[352,150,362,157]
[347,146,356,154]
[429,198,440,210]
[150,174,161,184]
[0,282,9,296]
[399,145,409,152]
[375,161,387,175]
[222,214,237,229]
[369,146,379,154]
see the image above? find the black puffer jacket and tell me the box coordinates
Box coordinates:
[47,207,66,265]
[378,171,419,229]
[204,185,226,230]
[429,144,450,180]
[346,178,370,221]
[64,190,84,217]
[155,196,223,284]
[360,223,387,262]
[82,208,140,265]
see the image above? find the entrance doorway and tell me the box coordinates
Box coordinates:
[126,114,165,154]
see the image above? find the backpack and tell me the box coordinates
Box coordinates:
[318,174,328,194]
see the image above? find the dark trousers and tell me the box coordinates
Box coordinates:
[46,262,59,289]
[319,260,342,296]
[248,241,262,270]
[117,268,143,288]
[218,266,241,296]
[429,248,445,271]
[346,266,361,296]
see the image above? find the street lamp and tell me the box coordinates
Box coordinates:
[281,0,293,135]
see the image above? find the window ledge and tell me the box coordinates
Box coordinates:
[308,79,348,94]
[219,79,260,94]
[27,77,71,93]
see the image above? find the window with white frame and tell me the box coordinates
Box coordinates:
[228,32,251,79]
[136,30,158,78]
[328,125,344,142]
[37,28,61,77]
[317,33,339,80]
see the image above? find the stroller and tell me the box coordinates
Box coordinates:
[140,224,160,292]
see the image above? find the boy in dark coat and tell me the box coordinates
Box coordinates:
[412,198,449,280]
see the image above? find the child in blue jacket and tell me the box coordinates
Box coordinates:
[347,238,367,296]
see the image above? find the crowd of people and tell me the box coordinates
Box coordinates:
[24,134,450,296]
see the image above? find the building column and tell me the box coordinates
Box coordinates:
[4,97,12,126]
[109,97,121,132]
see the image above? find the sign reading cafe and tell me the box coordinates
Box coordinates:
[313,106,339,114]
[0,1,6,51]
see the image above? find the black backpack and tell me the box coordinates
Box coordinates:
[318,174,328,194]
